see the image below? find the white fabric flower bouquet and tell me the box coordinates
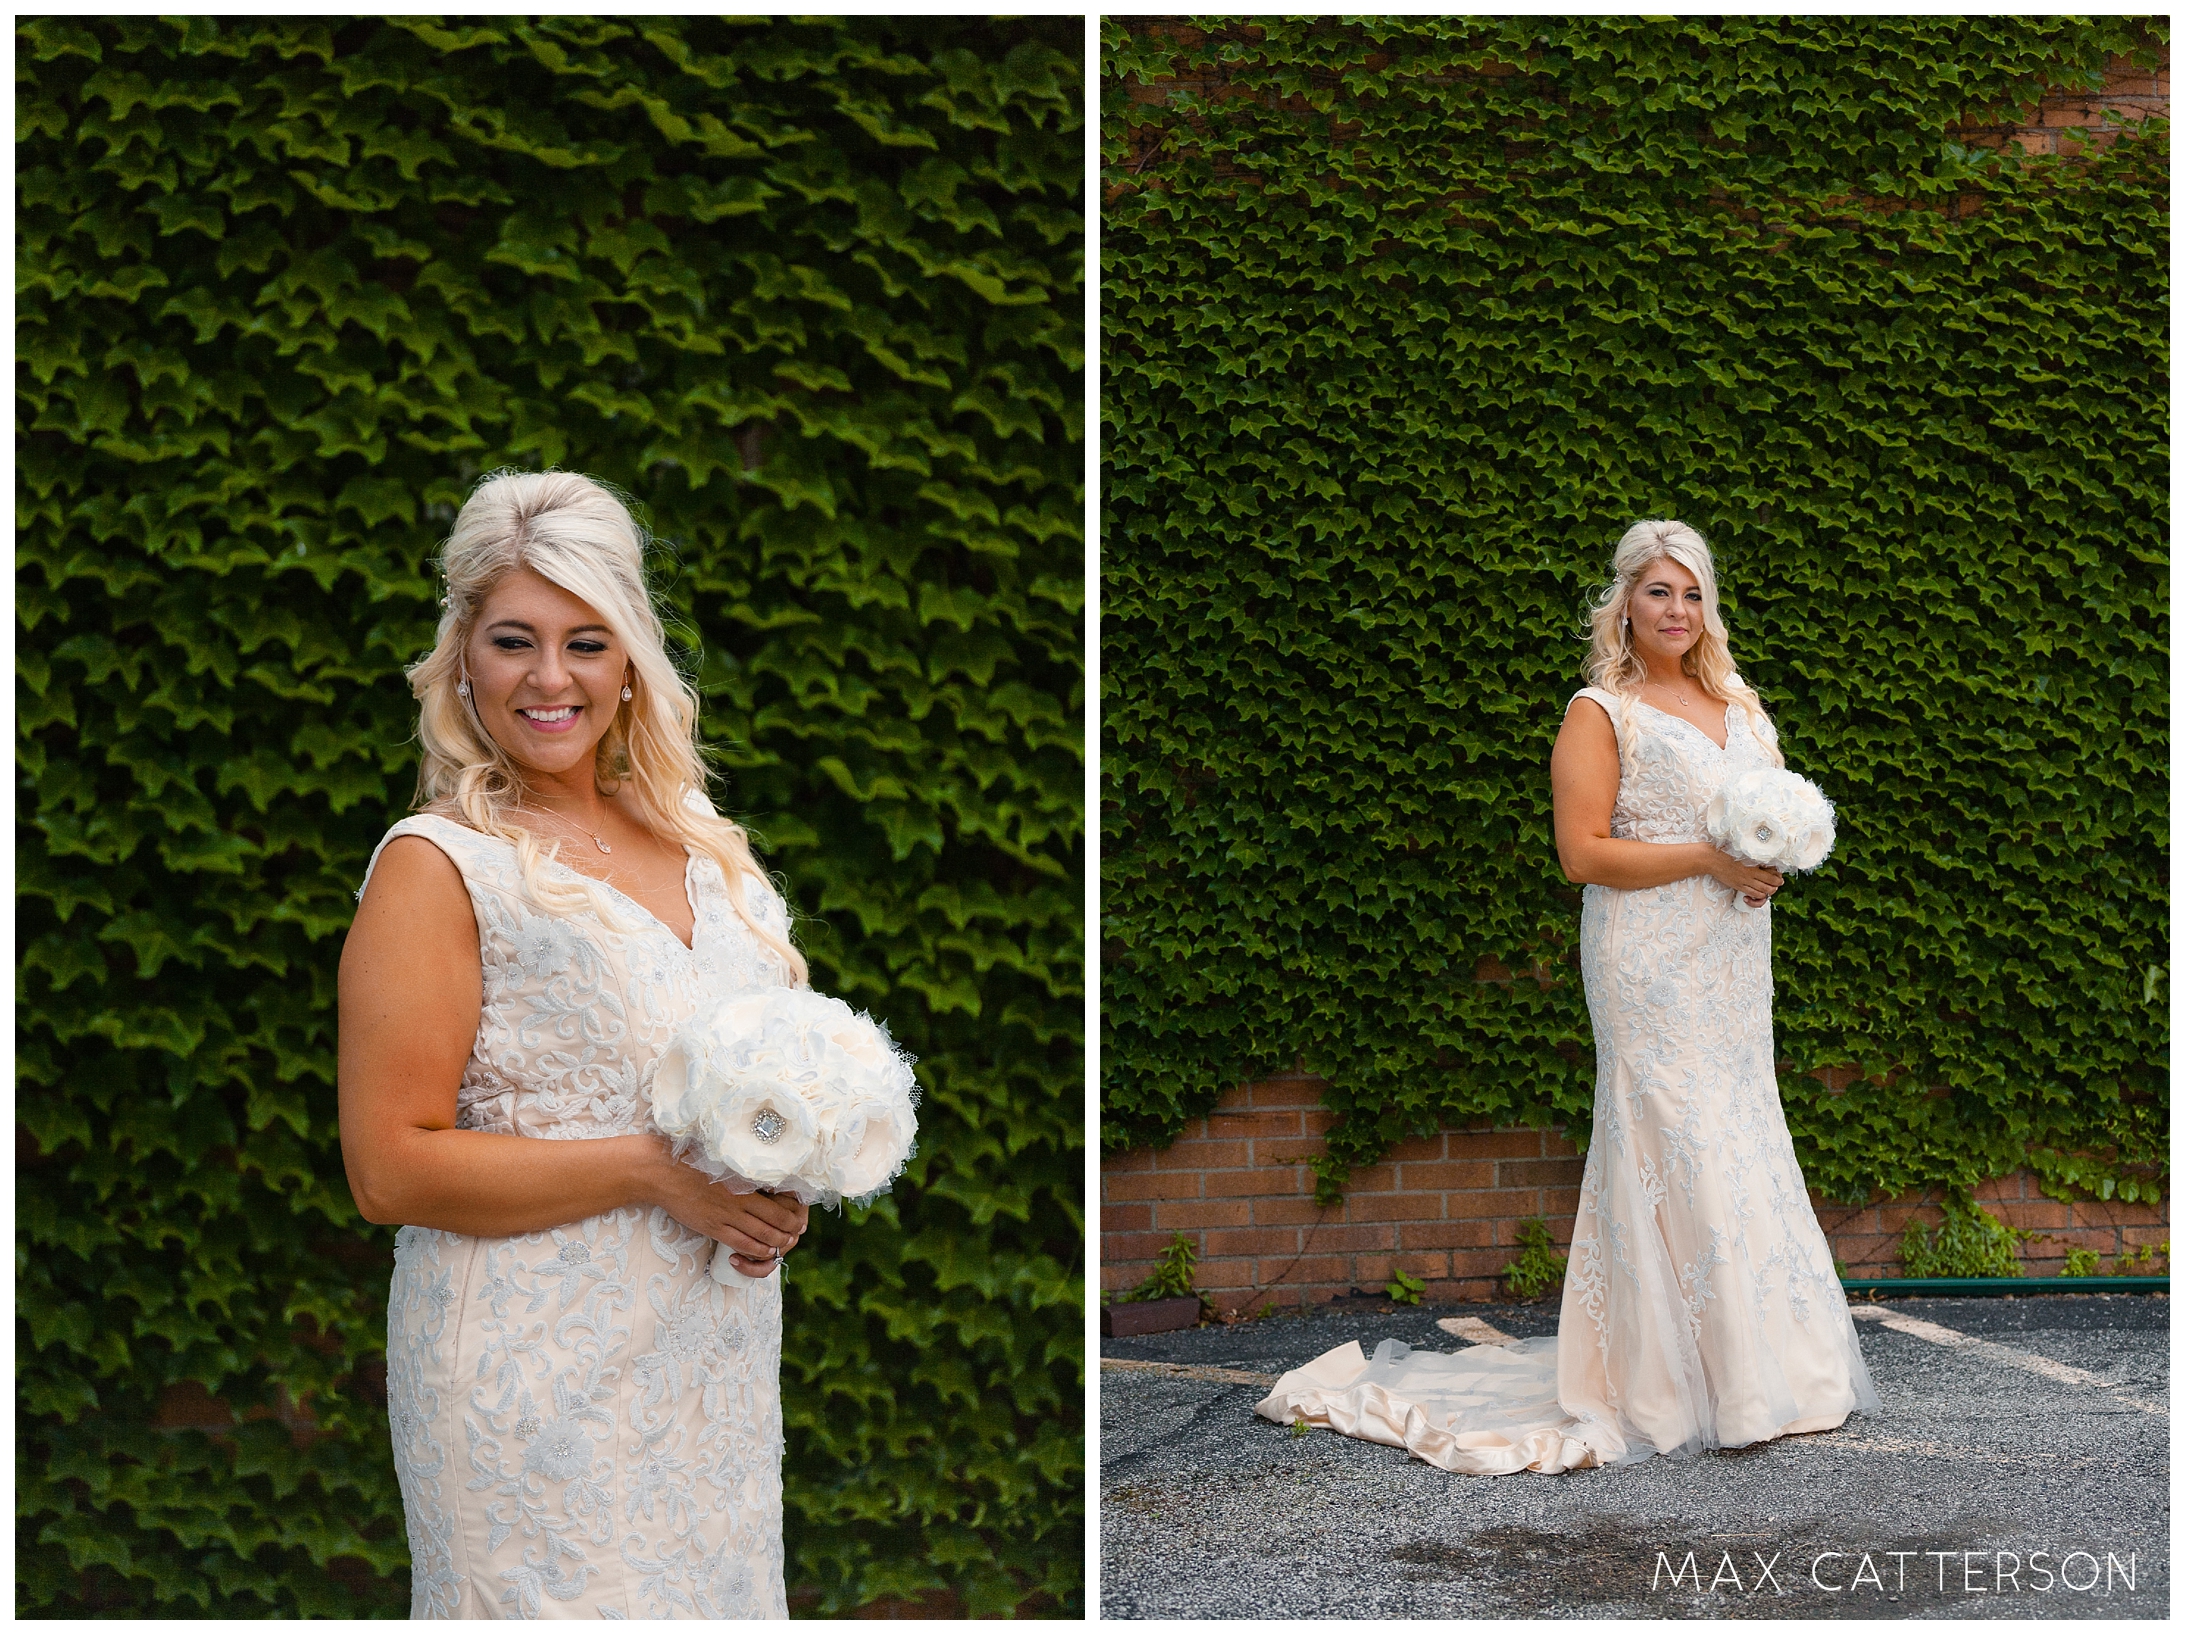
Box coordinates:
[1704,766,1836,910]
[651,989,919,1286]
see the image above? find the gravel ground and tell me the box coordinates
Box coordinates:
[1100,1295,2168,1620]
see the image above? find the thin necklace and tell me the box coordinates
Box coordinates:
[515,800,615,855]
[1648,677,1697,708]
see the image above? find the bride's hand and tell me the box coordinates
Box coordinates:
[715,1192,811,1278]
[637,1139,809,1272]
[1709,850,1784,907]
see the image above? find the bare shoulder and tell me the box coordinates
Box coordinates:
[1552,693,1621,810]
[1559,692,1616,741]
[351,831,475,948]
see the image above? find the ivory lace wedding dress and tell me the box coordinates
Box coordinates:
[1257,688,1879,1473]
[362,813,798,1618]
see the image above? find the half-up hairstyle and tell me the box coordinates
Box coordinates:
[1581,518,1783,768]
[407,468,807,983]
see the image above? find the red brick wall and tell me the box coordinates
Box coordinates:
[1966,47,2169,155]
[1116,34,2167,176]
[1817,1170,2170,1281]
[1101,1073,2170,1315]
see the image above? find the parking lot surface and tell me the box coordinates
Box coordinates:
[1100,1295,2168,1620]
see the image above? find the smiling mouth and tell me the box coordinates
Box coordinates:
[518,705,579,723]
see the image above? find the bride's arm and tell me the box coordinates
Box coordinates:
[1550,698,1781,902]
[337,834,805,1267]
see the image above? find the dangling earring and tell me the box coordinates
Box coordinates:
[621,684,633,701]
[457,679,470,698]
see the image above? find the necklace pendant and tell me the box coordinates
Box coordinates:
[595,837,613,855]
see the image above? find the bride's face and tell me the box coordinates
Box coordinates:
[1626,556,1705,671]
[463,567,630,785]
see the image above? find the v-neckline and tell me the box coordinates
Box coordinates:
[1634,697,1731,753]
[577,850,699,953]
[433,814,700,952]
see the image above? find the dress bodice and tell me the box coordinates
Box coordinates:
[361,813,796,1142]
[1570,685,1779,845]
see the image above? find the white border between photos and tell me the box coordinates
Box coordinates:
[1080,3,1106,1617]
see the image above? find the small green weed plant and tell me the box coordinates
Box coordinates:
[2064,1239,2170,1277]
[1898,1196,2029,1278]
[1501,1219,1569,1302]
[1119,1233,1207,1310]
[2119,1240,2170,1274]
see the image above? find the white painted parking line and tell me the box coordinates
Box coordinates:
[1101,1358,1279,1388]
[1436,1315,1518,1346]
[1105,1308,2167,1416]
[1849,1305,2168,1418]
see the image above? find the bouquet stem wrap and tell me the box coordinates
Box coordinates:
[650,989,919,1286]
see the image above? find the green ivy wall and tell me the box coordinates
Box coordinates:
[1101,18,2166,1210]
[18,17,1082,1618]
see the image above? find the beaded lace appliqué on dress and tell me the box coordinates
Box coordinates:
[368,814,796,1618]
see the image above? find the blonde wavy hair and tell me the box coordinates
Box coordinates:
[1582,518,1782,768]
[407,469,806,982]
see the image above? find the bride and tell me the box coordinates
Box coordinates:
[1257,518,1878,1473]
[340,470,808,1615]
